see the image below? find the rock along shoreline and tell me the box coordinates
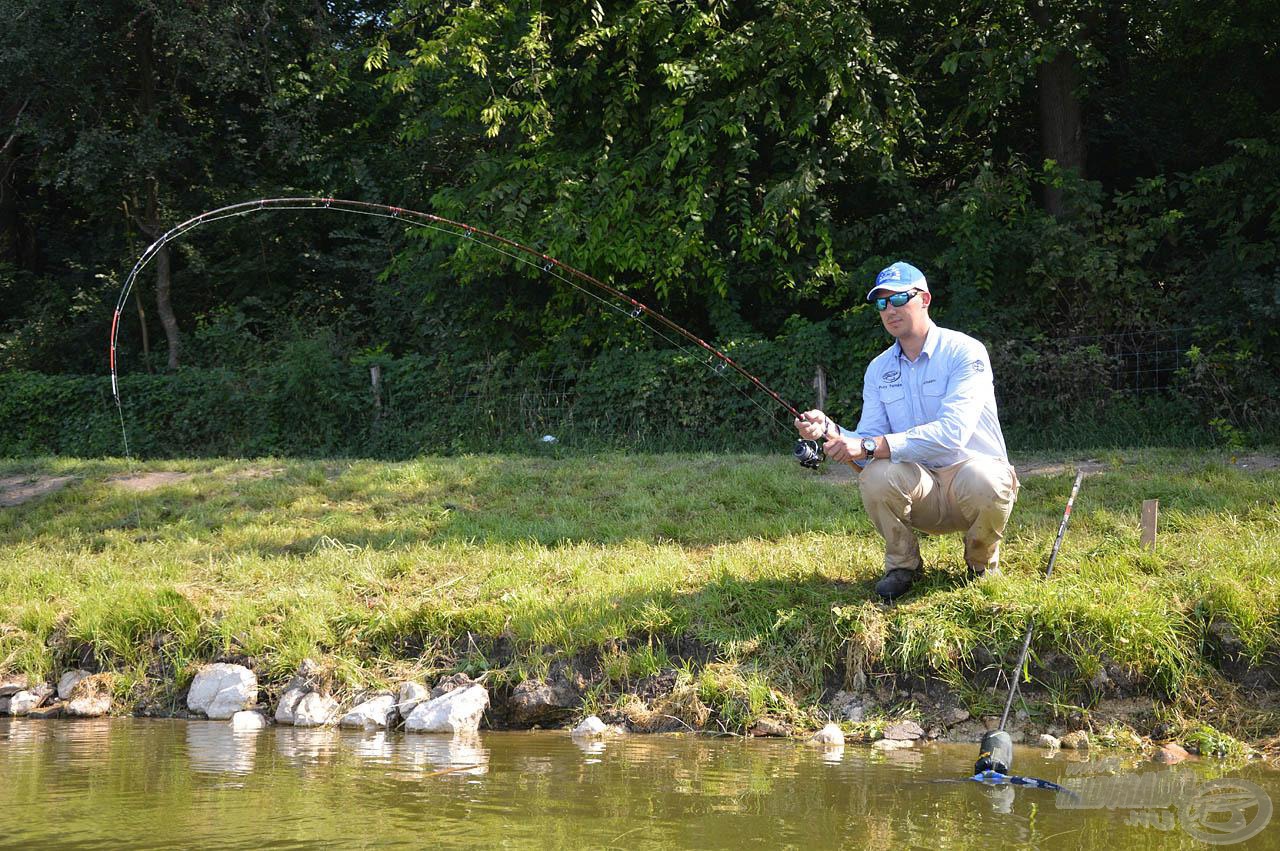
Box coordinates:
[0,657,1238,764]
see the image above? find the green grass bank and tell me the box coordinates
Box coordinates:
[2,450,1278,754]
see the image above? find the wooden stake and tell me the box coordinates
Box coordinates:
[1141,499,1159,549]
[814,364,827,412]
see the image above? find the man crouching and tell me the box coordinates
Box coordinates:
[794,261,1019,602]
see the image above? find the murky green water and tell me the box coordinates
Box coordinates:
[1,719,1277,849]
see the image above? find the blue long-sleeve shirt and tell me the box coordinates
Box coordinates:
[837,322,1008,468]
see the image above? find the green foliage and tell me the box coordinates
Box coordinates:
[2,0,1278,449]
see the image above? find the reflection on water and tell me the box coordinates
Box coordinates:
[1,718,1277,850]
[187,721,258,775]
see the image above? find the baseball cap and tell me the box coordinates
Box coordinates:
[866,261,928,301]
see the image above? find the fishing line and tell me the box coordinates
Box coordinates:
[109,197,803,458]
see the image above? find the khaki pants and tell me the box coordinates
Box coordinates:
[858,456,1020,574]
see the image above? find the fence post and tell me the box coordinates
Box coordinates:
[814,364,827,412]
[1141,499,1158,549]
[370,364,383,422]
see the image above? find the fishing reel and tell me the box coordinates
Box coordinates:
[794,438,825,469]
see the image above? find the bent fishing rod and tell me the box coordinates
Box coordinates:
[108,197,829,466]
[968,470,1086,797]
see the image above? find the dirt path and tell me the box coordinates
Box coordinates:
[105,472,194,492]
[0,475,76,507]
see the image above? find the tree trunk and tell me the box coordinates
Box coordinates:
[138,179,181,370]
[1031,1,1086,218]
[154,242,179,370]
[0,97,33,268]
[137,17,180,369]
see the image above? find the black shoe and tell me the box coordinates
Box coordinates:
[874,569,917,602]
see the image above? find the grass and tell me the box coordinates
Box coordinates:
[1,449,1278,743]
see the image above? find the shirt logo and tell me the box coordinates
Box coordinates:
[972,359,985,373]
[882,369,901,382]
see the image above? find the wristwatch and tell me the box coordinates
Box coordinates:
[861,437,878,460]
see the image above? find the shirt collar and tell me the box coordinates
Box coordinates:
[895,320,939,361]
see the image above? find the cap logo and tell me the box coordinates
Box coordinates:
[877,266,903,285]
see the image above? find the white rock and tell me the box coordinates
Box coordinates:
[230,710,271,731]
[571,715,609,737]
[340,695,397,730]
[872,738,914,751]
[811,723,845,746]
[292,692,338,728]
[8,689,49,716]
[275,685,308,725]
[397,681,430,717]
[1038,734,1061,750]
[66,693,111,717]
[58,670,92,700]
[404,684,489,734]
[187,663,258,720]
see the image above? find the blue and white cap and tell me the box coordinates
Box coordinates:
[867,261,928,301]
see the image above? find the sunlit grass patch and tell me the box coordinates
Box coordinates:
[0,449,1277,735]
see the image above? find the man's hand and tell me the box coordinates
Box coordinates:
[793,409,830,441]
[823,433,857,464]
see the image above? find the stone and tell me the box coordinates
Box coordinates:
[0,696,9,715]
[8,685,53,716]
[404,684,490,734]
[66,676,112,718]
[0,674,28,697]
[1060,730,1090,750]
[509,679,580,726]
[749,718,792,737]
[1153,743,1191,765]
[430,672,475,698]
[230,710,271,731]
[292,692,338,728]
[873,738,913,751]
[571,716,610,737]
[28,702,65,719]
[397,681,430,717]
[57,669,92,700]
[882,720,925,741]
[340,695,397,730]
[844,705,866,723]
[187,663,258,720]
[811,723,845,746]
[275,685,309,725]
[945,707,971,725]
[1038,734,1061,750]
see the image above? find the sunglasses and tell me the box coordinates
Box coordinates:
[874,290,922,311]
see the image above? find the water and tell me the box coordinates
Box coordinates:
[1,719,1277,849]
